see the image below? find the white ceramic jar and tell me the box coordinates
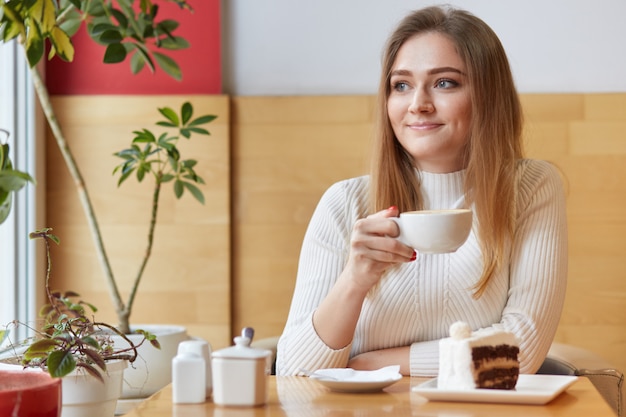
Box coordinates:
[211,330,271,407]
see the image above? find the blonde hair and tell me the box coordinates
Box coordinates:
[370,6,524,297]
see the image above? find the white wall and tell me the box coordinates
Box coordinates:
[222,0,626,95]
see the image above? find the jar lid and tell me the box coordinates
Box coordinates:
[211,336,271,360]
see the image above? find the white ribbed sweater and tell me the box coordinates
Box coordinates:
[276,159,568,377]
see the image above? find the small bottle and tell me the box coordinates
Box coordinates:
[177,339,213,398]
[172,350,206,404]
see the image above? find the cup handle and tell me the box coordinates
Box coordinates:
[390,217,408,246]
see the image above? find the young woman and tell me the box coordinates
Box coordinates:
[276,5,567,377]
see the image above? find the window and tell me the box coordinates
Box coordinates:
[0,39,42,344]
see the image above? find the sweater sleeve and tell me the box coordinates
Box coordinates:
[408,160,568,376]
[502,160,568,373]
[275,179,366,376]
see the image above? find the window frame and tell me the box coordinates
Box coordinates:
[0,39,44,344]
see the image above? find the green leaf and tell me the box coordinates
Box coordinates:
[156,19,179,33]
[66,0,81,10]
[0,169,34,191]
[136,163,149,181]
[182,159,198,169]
[0,192,11,225]
[103,42,127,63]
[155,120,177,128]
[30,0,56,33]
[111,8,129,28]
[48,233,61,245]
[116,169,134,186]
[80,335,101,350]
[130,49,147,74]
[59,16,82,38]
[189,115,217,126]
[158,35,189,50]
[24,338,58,358]
[181,102,192,125]
[131,129,156,143]
[158,107,179,126]
[185,127,210,136]
[153,52,181,81]
[182,181,204,204]
[89,23,118,37]
[48,26,74,62]
[0,143,7,169]
[160,173,174,183]
[174,179,183,198]
[47,350,76,377]
[0,3,25,42]
[167,147,180,163]
[98,29,123,44]
[25,19,44,67]
[179,128,191,138]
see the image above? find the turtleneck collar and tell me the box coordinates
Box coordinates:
[416,169,466,210]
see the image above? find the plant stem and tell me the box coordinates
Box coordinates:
[41,234,57,314]
[124,178,161,334]
[29,66,127,328]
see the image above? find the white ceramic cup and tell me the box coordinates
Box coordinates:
[391,209,472,254]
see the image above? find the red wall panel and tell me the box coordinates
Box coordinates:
[45,0,221,95]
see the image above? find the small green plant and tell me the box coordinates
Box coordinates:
[110,102,214,334]
[18,228,159,381]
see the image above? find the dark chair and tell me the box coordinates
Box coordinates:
[537,342,623,416]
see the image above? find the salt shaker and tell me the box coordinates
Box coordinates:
[176,339,213,398]
[211,327,272,407]
[172,348,206,404]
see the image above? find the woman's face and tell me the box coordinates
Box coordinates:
[387,32,472,173]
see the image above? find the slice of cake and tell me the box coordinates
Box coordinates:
[438,321,520,390]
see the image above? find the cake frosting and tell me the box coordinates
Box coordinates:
[438,322,520,390]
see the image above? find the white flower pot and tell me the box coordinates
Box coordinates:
[61,359,127,417]
[113,324,189,399]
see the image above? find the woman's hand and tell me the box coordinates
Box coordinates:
[342,206,416,292]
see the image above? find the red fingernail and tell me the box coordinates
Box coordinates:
[388,206,397,211]
[410,251,417,261]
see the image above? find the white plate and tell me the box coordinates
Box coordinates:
[412,374,578,405]
[309,367,403,393]
[312,375,403,393]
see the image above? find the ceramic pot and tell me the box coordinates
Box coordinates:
[0,369,62,417]
[112,324,189,399]
[60,359,127,417]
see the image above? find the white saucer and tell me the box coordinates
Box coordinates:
[313,375,402,393]
[309,367,403,393]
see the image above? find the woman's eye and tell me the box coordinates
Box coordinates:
[392,81,409,92]
[435,79,458,89]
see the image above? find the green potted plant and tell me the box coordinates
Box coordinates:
[0,0,217,399]
[1,228,158,417]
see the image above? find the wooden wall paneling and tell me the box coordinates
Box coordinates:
[232,93,626,374]
[522,93,626,374]
[45,95,231,349]
[231,96,376,339]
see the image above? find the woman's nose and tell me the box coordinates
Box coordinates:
[408,89,434,113]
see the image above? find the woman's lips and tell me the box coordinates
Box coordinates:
[407,122,442,130]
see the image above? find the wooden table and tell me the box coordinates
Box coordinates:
[121,376,615,416]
